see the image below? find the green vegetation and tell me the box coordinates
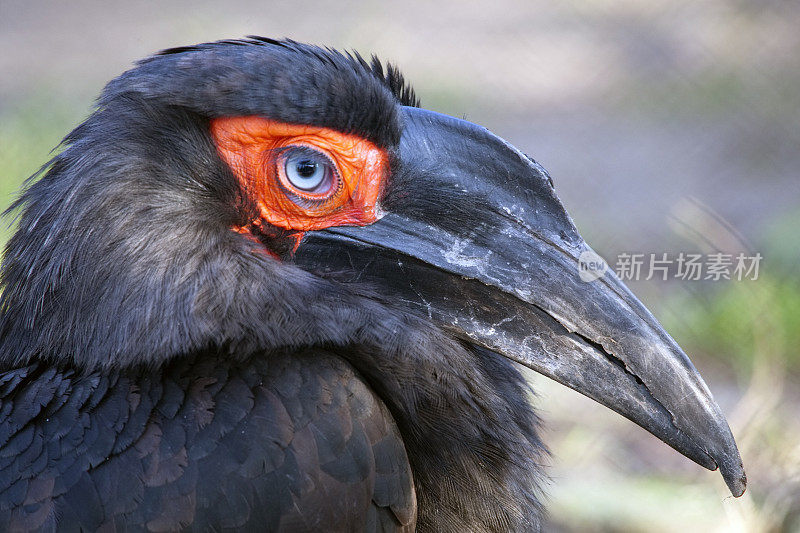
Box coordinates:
[663,273,800,375]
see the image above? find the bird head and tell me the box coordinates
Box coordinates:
[0,38,745,497]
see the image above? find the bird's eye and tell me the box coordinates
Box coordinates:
[281,149,335,195]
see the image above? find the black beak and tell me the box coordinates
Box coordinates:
[294,107,746,497]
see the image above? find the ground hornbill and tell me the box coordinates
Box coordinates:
[0,38,745,531]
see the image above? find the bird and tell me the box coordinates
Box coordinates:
[0,37,746,531]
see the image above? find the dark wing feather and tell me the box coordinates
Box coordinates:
[0,350,416,531]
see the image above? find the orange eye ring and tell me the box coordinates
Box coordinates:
[210,116,389,234]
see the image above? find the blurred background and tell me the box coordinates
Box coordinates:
[1,1,798,530]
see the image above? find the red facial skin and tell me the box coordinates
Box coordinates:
[210,117,389,256]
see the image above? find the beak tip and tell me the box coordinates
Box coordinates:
[722,462,747,497]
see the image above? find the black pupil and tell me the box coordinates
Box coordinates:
[296,160,318,178]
